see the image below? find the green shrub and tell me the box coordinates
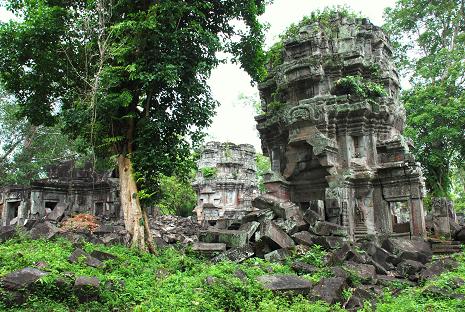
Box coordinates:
[201,166,218,179]
[334,75,387,98]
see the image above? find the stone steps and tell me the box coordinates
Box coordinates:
[430,240,463,255]
[354,223,368,241]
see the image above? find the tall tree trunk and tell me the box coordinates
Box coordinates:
[117,155,156,253]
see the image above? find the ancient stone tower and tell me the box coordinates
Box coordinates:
[256,14,426,239]
[192,142,258,224]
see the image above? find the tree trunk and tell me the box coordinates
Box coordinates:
[117,155,156,253]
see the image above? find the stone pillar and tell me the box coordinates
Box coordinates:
[431,197,451,239]
[410,198,426,238]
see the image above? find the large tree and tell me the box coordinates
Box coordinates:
[0,0,268,251]
[384,0,465,198]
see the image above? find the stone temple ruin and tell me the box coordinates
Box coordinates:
[192,142,258,224]
[0,161,121,226]
[255,15,427,240]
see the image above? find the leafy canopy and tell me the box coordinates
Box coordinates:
[384,0,465,197]
[0,0,269,199]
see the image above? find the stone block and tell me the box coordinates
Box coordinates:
[90,250,118,261]
[45,204,67,222]
[396,259,424,277]
[274,218,307,235]
[241,209,275,224]
[191,242,226,253]
[344,261,377,284]
[74,276,100,303]
[264,248,291,261]
[0,225,16,243]
[291,261,318,274]
[199,229,248,248]
[310,277,347,304]
[68,248,104,268]
[303,209,323,227]
[252,194,280,210]
[259,221,295,249]
[239,221,260,241]
[256,274,312,294]
[381,238,432,264]
[212,245,254,263]
[291,231,314,246]
[30,221,59,240]
[1,267,48,291]
[311,221,348,237]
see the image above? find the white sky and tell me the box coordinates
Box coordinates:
[0,1,397,152]
[206,0,396,151]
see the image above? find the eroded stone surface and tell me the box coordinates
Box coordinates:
[257,274,312,294]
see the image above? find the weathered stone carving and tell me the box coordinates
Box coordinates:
[256,14,426,239]
[1,161,121,226]
[192,142,259,224]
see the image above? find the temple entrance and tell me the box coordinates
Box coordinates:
[390,201,411,234]
[6,201,20,225]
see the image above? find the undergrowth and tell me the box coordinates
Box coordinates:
[0,235,464,312]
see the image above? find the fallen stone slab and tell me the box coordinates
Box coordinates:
[310,277,347,304]
[311,235,345,250]
[344,285,377,311]
[259,221,295,249]
[212,245,255,263]
[199,229,248,248]
[68,248,104,268]
[90,250,118,261]
[191,242,226,254]
[455,228,465,242]
[303,209,323,227]
[275,217,307,235]
[264,248,291,261]
[252,194,281,210]
[292,231,314,247]
[291,262,318,275]
[30,221,59,240]
[0,225,16,243]
[74,276,100,303]
[311,221,348,237]
[239,221,260,241]
[396,259,424,277]
[329,243,368,265]
[92,225,116,235]
[1,267,48,291]
[45,203,67,222]
[381,238,432,264]
[344,261,377,284]
[272,201,302,220]
[257,274,312,294]
[242,209,275,224]
[360,241,397,271]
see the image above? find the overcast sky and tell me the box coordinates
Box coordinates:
[0,0,397,152]
[206,0,396,151]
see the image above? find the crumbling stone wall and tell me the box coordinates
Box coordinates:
[192,142,258,224]
[1,161,120,226]
[255,14,426,239]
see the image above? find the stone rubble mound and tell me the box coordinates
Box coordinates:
[192,194,462,310]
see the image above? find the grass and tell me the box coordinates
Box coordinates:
[0,233,464,312]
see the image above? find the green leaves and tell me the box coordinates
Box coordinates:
[384,0,465,197]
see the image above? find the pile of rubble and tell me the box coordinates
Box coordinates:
[0,213,203,247]
[193,194,464,309]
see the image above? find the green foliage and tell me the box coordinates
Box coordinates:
[263,6,362,75]
[154,174,197,217]
[201,167,218,179]
[384,0,465,198]
[333,75,387,98]
[0,87,86,186]
[297,245,328,268]
[0,237,339,311]
[1,235,465,311]
[0,0,268,203]
[255,153,271,193]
